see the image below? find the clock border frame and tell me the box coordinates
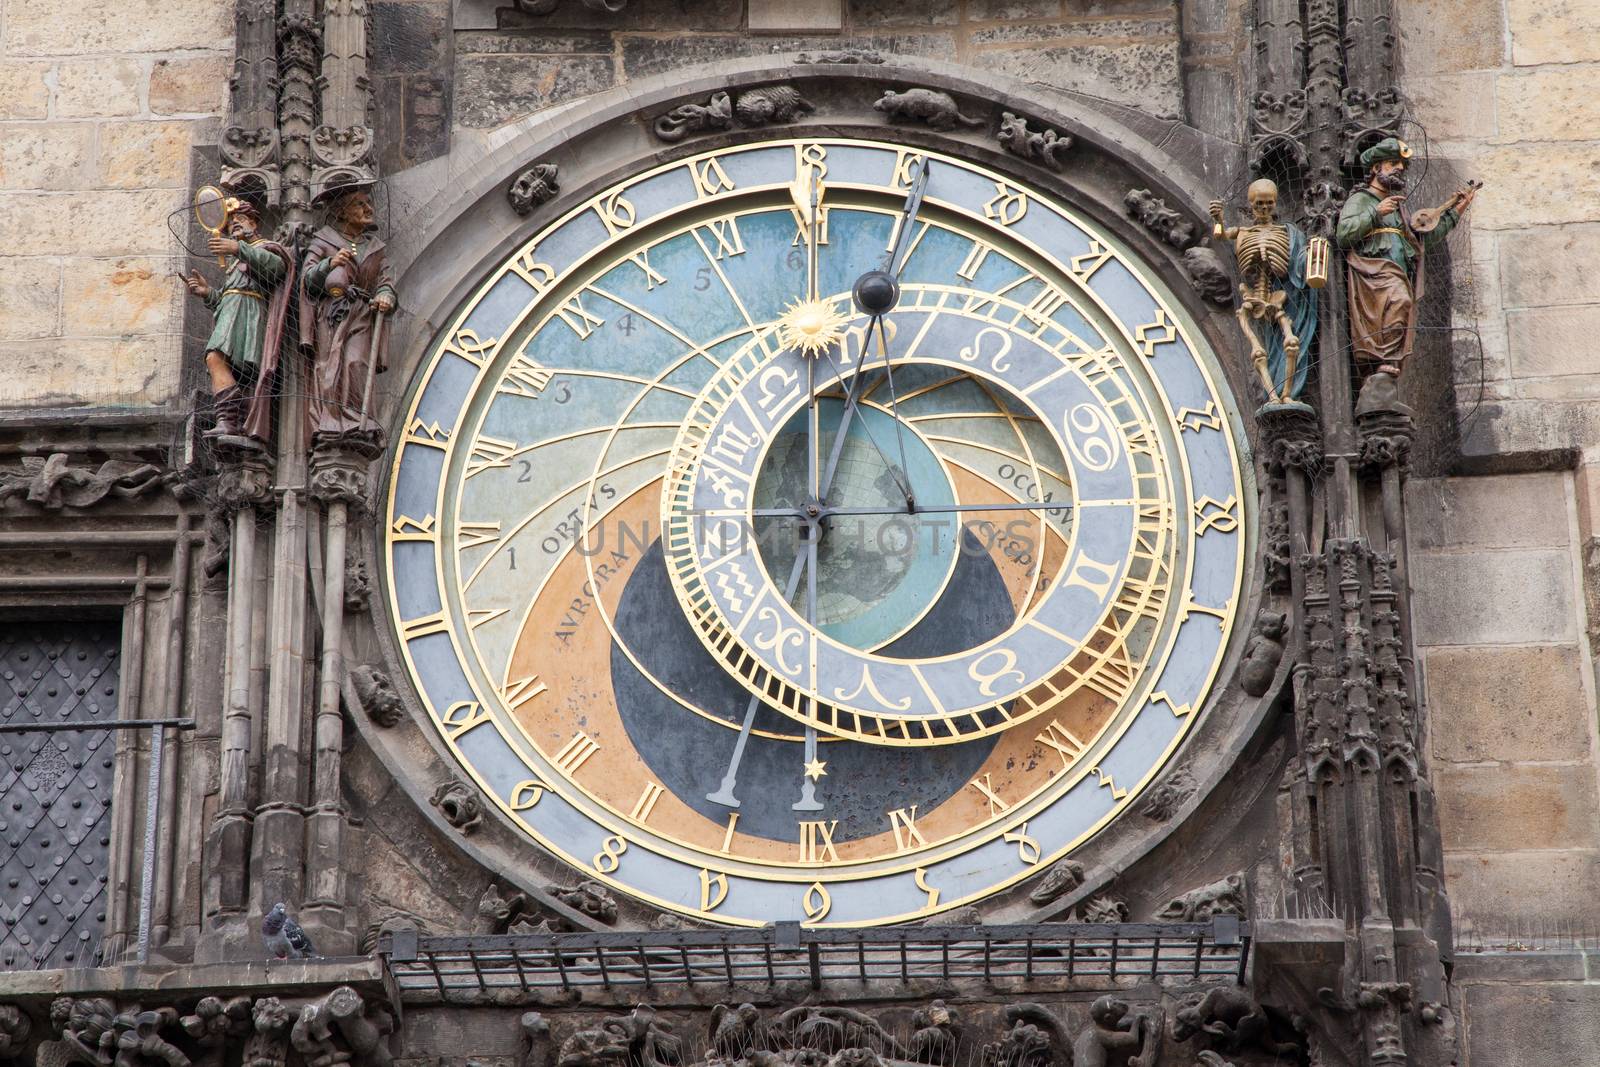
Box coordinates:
[353,56,1278,930]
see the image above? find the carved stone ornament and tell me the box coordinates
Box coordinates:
[909,1001,963,1067]
[654,91,734,143]
[475,882,529,934]
[1026,859,1085,906]
[521,1012,550,1067]
[1157,873,1245,921]
[430,778,485,833]
[921,904,983,926]
[350,664,404,727]
[1072,997,1162,1067]
[359,912,427,954]
[0,454,166,510]
[546,879,619,925]
[31,989,395,1067]
[796,49,885,65]
[981,1003,1068,1067]
[559,1006,680,1067]
[309,445,375,510]
[345,554,372,613]
[1182,246,1236,307]
[1123,188,1197,250]
[213,453,276,511]
[1077,895,1128,923]
[874,88,983,131]
[996,112,1072,170]
[508,162,560,216]
[0,1005,29,1057]
[511,0,628,15]
[1140,768,1196,821]
[1249,89,1309,174]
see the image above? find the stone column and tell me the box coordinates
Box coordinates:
[300,441,379,953]
[199,454,273,961]
[312,0,375,192]
[220,0,281,199]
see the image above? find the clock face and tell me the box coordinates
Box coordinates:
[384,138,1247,926]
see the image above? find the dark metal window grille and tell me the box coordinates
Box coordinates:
[379,919,1249,999]
[0,621,121,970]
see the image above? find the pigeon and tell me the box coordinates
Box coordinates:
[261,901,317,959]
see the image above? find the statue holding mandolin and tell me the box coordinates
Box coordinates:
[1336,137,1478,379]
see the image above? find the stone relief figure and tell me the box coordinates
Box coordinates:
[1336,137,1476,378]
[181,201,296,446]
[1071,997,1161,1067]
[1207,179,1319,404]
[300,178,396,445]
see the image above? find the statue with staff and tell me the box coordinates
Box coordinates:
[1337,137,1478,379]
[300,177,397,446]
[180,191,296,446]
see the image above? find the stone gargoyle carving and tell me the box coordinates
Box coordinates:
[1157,874,1245,922]
[429,779,485,834]
[997,112,1072,170]
[558,1006,681,1067]
[1027,860,1086,907]
[874,89,983,131]
[509,162,560,217]
[1171,987,1302,1059]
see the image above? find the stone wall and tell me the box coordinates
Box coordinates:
[1410,470,1600,927]
[0,0,231,412]
[1400,0,1600,465]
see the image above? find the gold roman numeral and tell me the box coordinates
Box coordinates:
[457,521,501,550]
[550,731,599,775]
[501,674,548,711]
[499,353,554,399]
[888,807,929,852]
[555,294,604,340]
[465,436,518,478]
[969,774,1012,817]
[1036,720,1087,769]
[797,820,840,864]
[399,610,449,640]
[630,782,666,823]
[956,241,992,281]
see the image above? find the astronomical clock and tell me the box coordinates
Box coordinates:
[383,136,1247,927]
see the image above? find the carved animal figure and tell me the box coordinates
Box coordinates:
[1239,611,1288,696]
[874,89,983,131]
[736,87,815,126]
[1071,997,1162,1067]
[1028,860,1085,906]
[1172,988,1301,1058]
[981,1004,1070,1067]
[654,92,733,143]
[1208,180,1302,402]
[508,162,560,216]
[997,112,1072,170]
[710,1003,775,1060]
[774,1007,907,1057]
[546,880,619,925]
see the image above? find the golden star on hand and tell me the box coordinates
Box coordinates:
[804,759,828,781]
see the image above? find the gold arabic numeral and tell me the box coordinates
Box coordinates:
[1036,719,1087,770]
[593,834,628,874]
[969,774,1012,818]
[550,731,600,775]
[597,191,637,235]
[498,353,554,399]
[467,607,509,630]
[983,181,1028,226]
[720,812,740,854]
[1003,822,1042,865]
[509,248,557,292]
[887,806,929,853]
[1134,309,1178,357]
[555,293,605,340]
[1177,402,1222,434]
[457,520,501,551]
[702,217,746,260]
[1069,240,1114,282]
[630,781,666,824]
[440,699,493,741]
[699,869,729,912]
[1093,767,1128,800]
[691,157,736,198]
[914,868,940,910]
[956,240,992,281]
[802,881,832,923]
[795,142,828,183]
[509,779,547,810]
[404,418,450,449]
[1150,690,1193,718]
[501,673,548,712]
[1062,551,1119,602]
[1195,495,1240,535]
[968,648,1026,698]
[891,150,927,191]
[629,248,667,290]
[391,513,438,543]
[398,610,449,641]
[439,326,498,368]
[798,820,840,864]
[465,436,518,479]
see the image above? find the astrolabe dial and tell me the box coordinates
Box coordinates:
[384,138,1247,926]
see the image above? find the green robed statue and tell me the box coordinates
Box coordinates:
[1337,137,1477,378]
[182,201,296,445]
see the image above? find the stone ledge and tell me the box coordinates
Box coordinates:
[1453,951,1592,984]
[0,956,387,1002]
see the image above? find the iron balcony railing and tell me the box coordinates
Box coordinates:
[378,918,1250,998]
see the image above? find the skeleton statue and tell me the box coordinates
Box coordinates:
[1207,179,1319,404]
